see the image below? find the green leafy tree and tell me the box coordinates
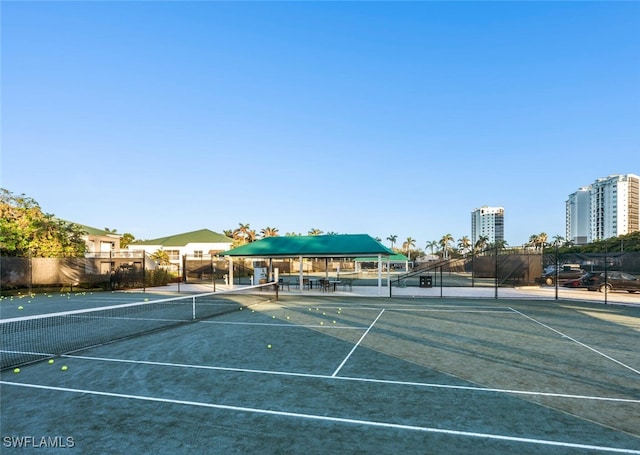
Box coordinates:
[387,234,397,249]
[308,228,323,236]
[0,188,86,257]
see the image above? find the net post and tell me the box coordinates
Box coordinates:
[192,296,196,320]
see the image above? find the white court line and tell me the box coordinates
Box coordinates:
[1,381,638,454]
[58,354,640,404]
[510,308,640,377]
[197,320,366,329]
[332,309,385,377]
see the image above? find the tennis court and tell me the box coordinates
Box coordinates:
[1,287,639,454]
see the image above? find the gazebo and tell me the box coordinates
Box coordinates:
[219,234,394,294]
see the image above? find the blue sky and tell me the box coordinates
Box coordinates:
[2,1,638,248]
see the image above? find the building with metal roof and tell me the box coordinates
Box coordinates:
[219,234,394,293]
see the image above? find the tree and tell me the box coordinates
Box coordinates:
[402,237,416,261]
[260,227,279,238]
[120,233,135,249]
[308,228,323,236]
[439,233,455,259]
[474,235,489,253]
[528,232,548,251]
[150,249,170,266]
[457,236,471,255]
[387,235,397,249]
[0,188,86,257]
[232,223,251,244]
[425,240,438,255]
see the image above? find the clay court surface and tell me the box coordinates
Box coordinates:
[1,287,639,454]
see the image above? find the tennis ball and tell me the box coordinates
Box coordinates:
[267,344,272,349]
[144,298,149,302]
[18,306,24,310]
[61,366,68,371]
[48,359,55,364]
[13,368,20,374]
[272,316,276,319]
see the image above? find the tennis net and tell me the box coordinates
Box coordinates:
[1,283,277,370]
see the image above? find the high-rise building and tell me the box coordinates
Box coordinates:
[471,206,504,246]
[566,187,590,245]
[565,174,640,244]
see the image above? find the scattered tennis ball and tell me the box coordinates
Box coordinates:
[286,316,290,320]
[267,344,272,349]
[144,298,149,302]
[18,306,24,310]
[333,320,336,324]
[272,315,276,319]
[48,359,54,364]
[61,366,68,371]
[13,368,20,374]
[320,322,324,325]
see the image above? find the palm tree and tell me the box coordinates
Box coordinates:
[120,233,135,249]
[474,235,489,253]
[232,223,251,244]
[402,237,416,261]
[260,227,279,238]
[425,240,438,256]
[492,239,509,250]
[387,235,397,249]
[308,228,323,236]
[150,249,170,266]
[439,233,455,259]
[536,232,549,251]
[457,236,471,256]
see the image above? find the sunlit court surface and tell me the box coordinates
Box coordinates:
[1,286,639,454]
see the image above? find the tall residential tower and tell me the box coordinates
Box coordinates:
[471,206,504,246]
[565,174,640,244]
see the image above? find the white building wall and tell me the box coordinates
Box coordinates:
[571,174,640,243]
[566,187,590,245]
[471,206,505,245]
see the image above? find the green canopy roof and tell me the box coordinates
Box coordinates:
[220,234,394,258]
[354,253,409,262]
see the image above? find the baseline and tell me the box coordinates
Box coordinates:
[2,380,638,455]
